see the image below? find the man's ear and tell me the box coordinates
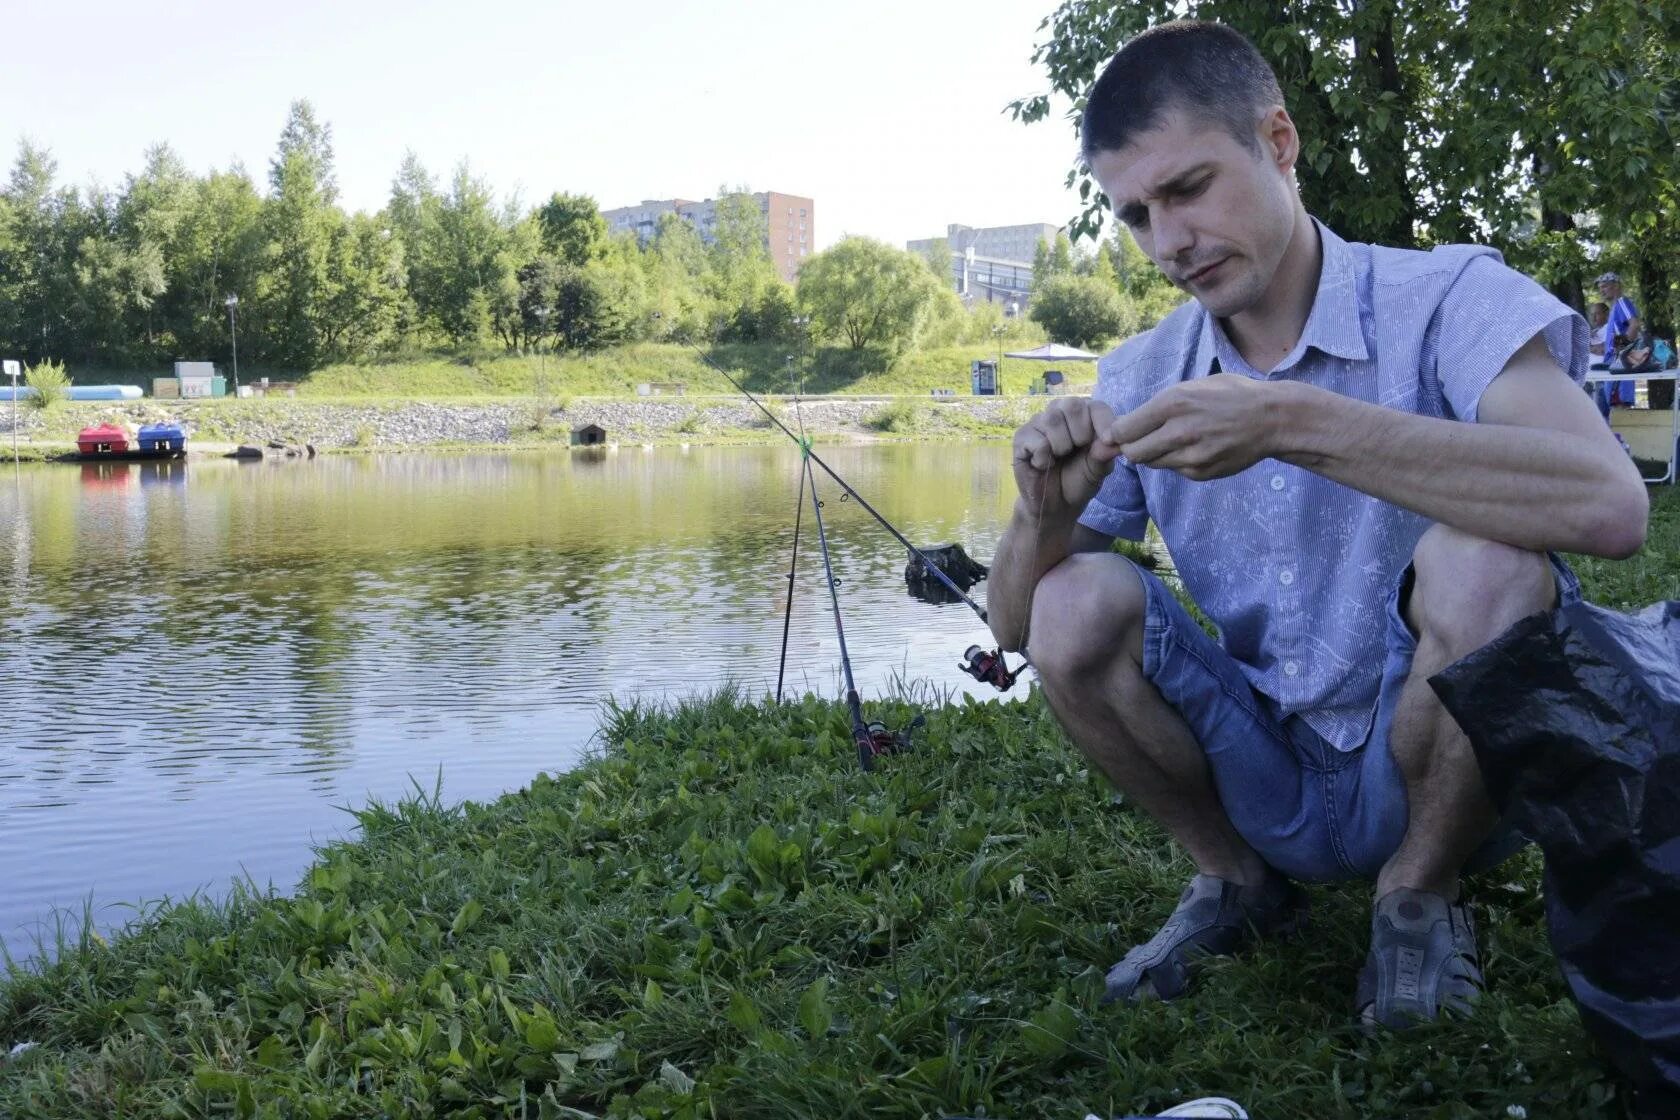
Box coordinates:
[1260,107,1299,176]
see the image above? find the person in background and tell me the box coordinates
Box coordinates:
[1597,272,1638,406]
[1587,302,1610,368]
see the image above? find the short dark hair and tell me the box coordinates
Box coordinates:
[1080,21,1285,163]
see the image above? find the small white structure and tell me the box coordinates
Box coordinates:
[174,361,217,399]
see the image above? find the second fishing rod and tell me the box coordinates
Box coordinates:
[659,319,1027,691]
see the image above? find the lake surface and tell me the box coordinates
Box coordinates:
[0,445,1019,962]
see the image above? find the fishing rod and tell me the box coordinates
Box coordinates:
[799,452,900,770]
[773,457,807,704]
[789,433,920,772]
[658,318,1025,691]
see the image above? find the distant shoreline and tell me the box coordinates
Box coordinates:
[0,395,1040,458]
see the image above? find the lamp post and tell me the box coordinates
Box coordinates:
[4,359,19,463]
[533,306,550,398]
[992,323,1006,396]
[791,314,810,392]
[224,294,241,397]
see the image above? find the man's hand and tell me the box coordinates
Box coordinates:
[1011,397,1122,528]
[1106,374,1282,481]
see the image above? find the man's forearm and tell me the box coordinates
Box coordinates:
[1273,383,1646,557]
[987,502,1078,652]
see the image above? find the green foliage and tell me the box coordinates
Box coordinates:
[1049,231,1074,276]
[1029,273,1132,349]
[798,237,947,353]
[863,399,925,433]
[536,192,608,266]
[23,358,68,409]
[1013,0,1680,311]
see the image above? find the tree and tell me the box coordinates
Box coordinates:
[417,163,515,348]
[317,213,404,358]
[1031,236,1050,282]
[1028,273,1130,349]
[705,188,781,341]
[536,193,608,266]
[270,100,336,203]
[917,237,952,283]
[642,213,708,340]
[257,105,341,367]
[1092,240,1120,288]
[1049,231,1075,276]
[173,169,264,362]
[0,142,83,363]
[797,236,945,352]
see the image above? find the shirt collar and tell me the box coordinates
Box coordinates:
[1193,218,1369,375]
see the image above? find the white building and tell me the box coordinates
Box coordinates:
[907,222,1063,310]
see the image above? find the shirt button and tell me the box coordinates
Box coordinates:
[1270,474,1285,491]
[1278,570,1295,586]
[1284,660,1301,678]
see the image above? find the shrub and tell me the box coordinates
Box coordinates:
[25,359,69,410]
[864,399,923,433]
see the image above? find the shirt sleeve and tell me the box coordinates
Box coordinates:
[1077,458,1149,541]
[1429,254,1587,422]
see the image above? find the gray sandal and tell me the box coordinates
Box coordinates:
[1356,888,1483,1030]
[1101,871,1307,1005]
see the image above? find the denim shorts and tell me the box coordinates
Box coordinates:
[1133,555,1581,883]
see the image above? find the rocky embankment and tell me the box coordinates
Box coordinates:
[1,396,1036,452]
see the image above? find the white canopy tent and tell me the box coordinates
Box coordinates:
[1002,342,1101,362]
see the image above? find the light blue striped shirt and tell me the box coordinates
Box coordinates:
[1080,220,1587,751]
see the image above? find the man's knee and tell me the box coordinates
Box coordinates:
[1408,524,1554,650]
[1028,552,1147,685]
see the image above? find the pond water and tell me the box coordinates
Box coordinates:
[0,445,1020,962]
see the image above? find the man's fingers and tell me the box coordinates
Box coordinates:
[1013,427,1049,471]
[1061,401,1095,448]
[1088,429,1126,466]
[1119,421,1185,466]
[1106,392,1173,449]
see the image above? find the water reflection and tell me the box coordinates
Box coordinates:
[0,445,1016,959]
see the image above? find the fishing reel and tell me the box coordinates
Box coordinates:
[864,714,924,757]
[854,714,925,770]
[960,645,1019,692]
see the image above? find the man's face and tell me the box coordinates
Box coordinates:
[1598,280,1621,302]
[1090,107,1298,320]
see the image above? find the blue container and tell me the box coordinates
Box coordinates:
[138,422,187,454]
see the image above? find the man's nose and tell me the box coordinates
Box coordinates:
[1153,212,1194,264]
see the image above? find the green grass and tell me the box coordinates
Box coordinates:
[1,489,1674,1118]
[294,340,1072,401]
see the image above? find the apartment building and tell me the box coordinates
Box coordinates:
[602,191,815,283]
[906,222,1064,310]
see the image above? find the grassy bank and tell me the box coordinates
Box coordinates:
[289,342,1079,401]
[1,490,1674,1118]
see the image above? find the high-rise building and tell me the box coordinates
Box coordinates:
[602,191,814,283]
[907,222,1063,310]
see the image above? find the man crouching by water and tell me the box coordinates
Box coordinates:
[988,20,1647,1029]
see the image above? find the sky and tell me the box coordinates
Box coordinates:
[2,0,1094,251]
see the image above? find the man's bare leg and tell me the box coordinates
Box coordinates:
[1376,525,1557,900]
[1029,550,1266,887]
[1360,525,1558,1029]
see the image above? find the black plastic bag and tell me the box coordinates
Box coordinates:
[1430,599,1680,1120]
